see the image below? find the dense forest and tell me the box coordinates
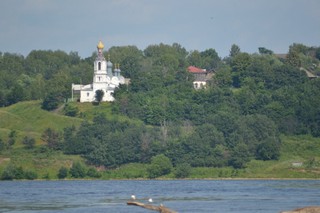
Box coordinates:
[1,42,320,176]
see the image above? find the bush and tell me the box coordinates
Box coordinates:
[64,104,79,117]
[24,170,38,180]
[87,167,101,178]
[1,164,24,180]
[42,93,60,111]
[175,163,192,178]
[0,138,5,152]
[58,166,68,179]
[256,139,280,161]
[22,136,36,149]
[147,154,173,179]
[70,162,86,178]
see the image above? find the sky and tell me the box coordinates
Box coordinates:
[0,0,319,59]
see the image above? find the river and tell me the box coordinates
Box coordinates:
[0,180,319,213]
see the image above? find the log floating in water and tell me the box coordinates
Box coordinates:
[280,206,320,213]
[127,201,177,213]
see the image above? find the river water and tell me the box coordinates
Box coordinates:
[0,180,319,213]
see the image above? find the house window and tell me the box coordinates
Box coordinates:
[98,76,101,81]
[194,83,198,89]
[98,62,101,70]
[87,92,89,97]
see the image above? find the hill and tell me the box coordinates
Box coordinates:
[0,100,319,180]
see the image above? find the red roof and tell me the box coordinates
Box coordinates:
[187,66,207,73]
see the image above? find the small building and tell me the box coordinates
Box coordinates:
[187,66,213,89]
[72,41,125,102]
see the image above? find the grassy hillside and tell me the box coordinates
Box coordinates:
[0,101,82,138]
[0,101,319,179]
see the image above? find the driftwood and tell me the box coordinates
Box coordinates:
[280,206,320,213]
[127,201,177,213]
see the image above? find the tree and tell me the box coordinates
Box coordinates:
[175,163,192,178]
[147,154,173,178]
[8,130,17,147]
[0,138,5,152]
[64,103,79,117]
[229,44,241,57]
[258,47,273,55]
[315,47,320,60]
[95,90,104,104]
[24,170,38,180]
[42,128,62,150]
[6,84,25,105]
[42,92,60,111]
[231,52,252,87]
[256,138,280,161]
[228,142,250,169]
[1,164,24,180]
[286,50,301,67]
[87,167,101,178]
[22,136,35,149]
[58,166,68,179]
[70,161,86,178]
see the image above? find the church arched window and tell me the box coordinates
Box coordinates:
[98,62,101,70]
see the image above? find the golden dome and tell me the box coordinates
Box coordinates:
[97,40,104,49]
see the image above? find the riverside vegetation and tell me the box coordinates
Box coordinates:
[0,43,320,180]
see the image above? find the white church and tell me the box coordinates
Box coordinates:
[72,40,125,102]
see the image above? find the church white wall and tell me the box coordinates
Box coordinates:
[80,90,95,102]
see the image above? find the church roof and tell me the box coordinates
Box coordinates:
[97,40,104,49]
[187,66,207,73]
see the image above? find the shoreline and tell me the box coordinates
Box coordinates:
[2,177,319,181]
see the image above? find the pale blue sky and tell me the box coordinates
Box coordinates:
[1,0,319,58]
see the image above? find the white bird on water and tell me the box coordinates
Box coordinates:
[148,198,153,203]
[131,195,136,200]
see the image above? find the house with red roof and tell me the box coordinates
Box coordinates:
[187,66,213,89]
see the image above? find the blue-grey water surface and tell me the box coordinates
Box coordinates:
[0,180,319,213]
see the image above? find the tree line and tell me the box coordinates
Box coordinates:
[1,42,320,171]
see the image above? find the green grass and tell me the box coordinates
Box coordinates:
[1,101,320,180]
[0,101,82,134]
[0,147,84,179]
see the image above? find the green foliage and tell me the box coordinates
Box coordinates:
[24,169,38,180]
[0,138,5,152]
[175,163,192,178]
[42,128,62,150]
[8,130,17,147]
[42,92,60,111]
[95,90,104,104]
[64,103,79,117]
[70,161,86,178]
[147,154,173,178]
[229,44,241,57]
[22,136,35,149]
[1,42,320,179]
[258,47,273,55]
[86,167,101,178]
[256,138,280,161]
[286,49,301,67]
[1,164,25,180]
[57,166,68,179]
[228,143,250,169]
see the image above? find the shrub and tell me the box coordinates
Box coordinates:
[42,93,60,111]
[1,164,24,180]
[147,154,173,179]
[70,162,86,178]
[58,166,68,179]
[24,170,38,180]
[87,168,101,178]
[22,136,35,149]
[175,163,192,178]
[256,139,280,161]
[64,104,79,117]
